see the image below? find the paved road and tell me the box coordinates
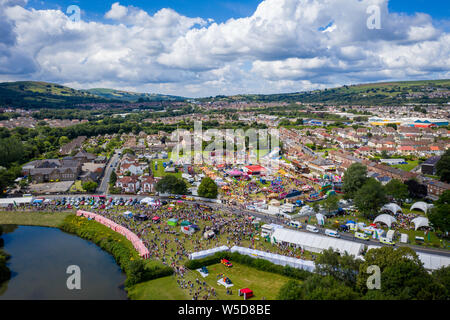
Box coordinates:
[39,193,450,258]
[97,150,121,194]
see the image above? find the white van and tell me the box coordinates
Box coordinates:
[325,229,340,238]
[306,225,319,233]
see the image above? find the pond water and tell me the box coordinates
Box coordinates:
[0,225,127,300]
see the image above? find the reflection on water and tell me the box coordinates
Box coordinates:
[0,225,127,300]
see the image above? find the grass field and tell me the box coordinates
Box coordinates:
[0,211,73,227]
[392,160,419,172]
[128,262,296,300]
[151,159,182,178]
[69,180,86,192]
[127,275,191,300]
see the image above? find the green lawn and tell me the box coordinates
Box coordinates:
[128,262,296,300]
[392,160,419,172]
[0,211,74,227]
[151,159,182,178]
[128,275,191,300]
[70,180,86,192]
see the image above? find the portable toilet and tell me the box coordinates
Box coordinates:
[400,233,409,244]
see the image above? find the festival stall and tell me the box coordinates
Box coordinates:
[167,218,178,226]
[238,288,253,300]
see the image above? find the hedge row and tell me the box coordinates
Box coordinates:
[185,251,312,281]
[59,215,172,287]
[0,225,11,284]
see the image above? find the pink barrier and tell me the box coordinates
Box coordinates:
[76,210,150,259]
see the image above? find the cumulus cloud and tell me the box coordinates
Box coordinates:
[0,0,449,97]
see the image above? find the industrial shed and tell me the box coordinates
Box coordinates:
[271,228,366,257]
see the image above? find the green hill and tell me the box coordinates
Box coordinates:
[86,88,186,102]
[200,79,450,105]
[0,81,109,109]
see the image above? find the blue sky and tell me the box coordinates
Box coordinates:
[1,0,448,97]
[28,0,449,23]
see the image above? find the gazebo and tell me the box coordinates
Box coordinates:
[411,217,430,230]
[373,214,397,228]
[410,202,434,214]
[381,203,403,214]
[238,288,253,300]
[152,216,161,223]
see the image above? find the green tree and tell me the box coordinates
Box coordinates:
[58,136,70,146]
[323,195,339,215]
[82,181,98,193]
[342,163,368,198]
[284,274,359,300]
[384,179,409,204]
[428,190,450,233]
[360,246,446,300]
[432,266,450,299]
[109,171,117,186]
[125,259,147,286]
[198,177,218,199]
[0,137,25,167]
[354,178,387,219]
[276,280,303,300]
[315,248,361,288]
[155,175,188,195]
[436,149,450,183]
[405,178,427,198]
[122,148,135,156]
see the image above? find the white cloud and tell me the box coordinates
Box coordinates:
[0,0,449,97]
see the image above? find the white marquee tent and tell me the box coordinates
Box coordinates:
[189,245,229,260]
[271,228,366,257]
[410,201,434,214]
[411,217,430,230]
[367,245,450,270]
[381,203,402,214]
[230,246,315,272]
[374,214,397,228]
[0,197,33,207]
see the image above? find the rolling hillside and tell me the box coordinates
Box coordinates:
[200,79,450,105]
[86,88,186,102]
[0,81,109,108]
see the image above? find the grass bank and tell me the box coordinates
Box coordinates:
[0,210,73,227]
[59,215,173,289]
[129,262,298,300]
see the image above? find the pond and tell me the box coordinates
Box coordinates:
[0,225,127,300]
